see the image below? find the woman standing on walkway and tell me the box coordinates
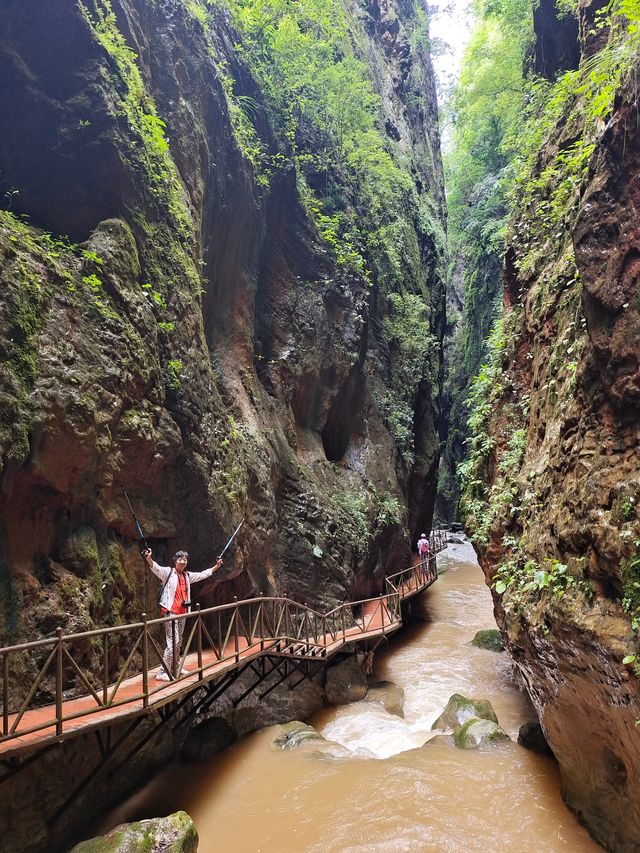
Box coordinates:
[142,548,223,680]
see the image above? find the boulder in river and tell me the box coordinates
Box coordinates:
[517,721,554,757]
[325,655,368,705]
[366,681,405,717]
[273,721,325,750]
[471,629,504,652]
[69,811,197,852]
[453,718,510,749]
[431,693,499,730]
[181,717,237,763]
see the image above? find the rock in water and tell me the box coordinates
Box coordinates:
[471,629,504,652]
[273,721,324,750]
[366,681,405,717]
[324,656,367,705]
[181,717,237,763]
[69,811,197,852]
[431,693,499,730]
[517,721,554,757]
[453,718,510,749]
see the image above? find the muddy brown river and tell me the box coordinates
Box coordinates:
[98,540,600,851]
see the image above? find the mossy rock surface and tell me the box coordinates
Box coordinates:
[273,721,325,750]
[471,629,504,652]
[431,693,499,730]
[69,811,197,852]
[453,717,510,750]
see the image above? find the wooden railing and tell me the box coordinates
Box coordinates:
[0,530,446,748]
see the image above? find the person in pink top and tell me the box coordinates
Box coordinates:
[142,548,222,680]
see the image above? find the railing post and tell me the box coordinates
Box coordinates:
[171,617,177,679]
[283,594,288,646]
[234,597,240,663]
[341,606,346,638]
[102,633,109,706]
[379,594,385,635]
[55,627,63,736]
[142,613,149,708]
[259,593,265,652]
[196,604,203,680]
[2,653,8,737]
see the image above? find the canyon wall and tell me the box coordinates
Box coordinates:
[0,0,445,658]
[463,2,640,849]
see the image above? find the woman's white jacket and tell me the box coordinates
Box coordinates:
[150,562,215,611]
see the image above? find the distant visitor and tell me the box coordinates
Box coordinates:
[417,533,430,578]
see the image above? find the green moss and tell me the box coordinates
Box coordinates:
[80,0,194,242]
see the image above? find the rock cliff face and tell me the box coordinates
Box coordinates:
[0,0,445,662]
[465,2,640,849]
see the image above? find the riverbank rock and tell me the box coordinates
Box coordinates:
[471,629,504,652]
[366,681,405,717]
[453,718,510,750]
[325,656,368,705]
[518,721,554,757]
[70,812,197,852]
[273,721,325,750]
[431,693,499,730]
[181,717,237,763]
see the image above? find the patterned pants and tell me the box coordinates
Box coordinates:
[162,616,186,676]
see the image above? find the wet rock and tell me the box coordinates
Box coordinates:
[431,693,499,730]
[325,656,368,705]
[422,734,454,748]
[471,629,504,652]
[181,717,237,763]
[517,721,554,757]
[447,535,465,544]
[366,680,405,717]
[69,811,197,852]
[273,721,324,750]
[453,718,510,749]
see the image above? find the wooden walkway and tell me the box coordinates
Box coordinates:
[0,535,445,760]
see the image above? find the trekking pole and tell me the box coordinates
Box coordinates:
[123,489,149,611]
[217,519,245,561]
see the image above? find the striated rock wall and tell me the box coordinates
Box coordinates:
[465,3,640,849]
[0,0,445,664]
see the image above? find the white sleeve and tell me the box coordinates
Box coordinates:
[150,561,171,582]
[186,567,215,584]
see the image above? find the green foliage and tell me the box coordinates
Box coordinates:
[332,483,405,553]
[216,0,429,289]
[80,0,193,240]
[510,0,640,273]
[165,359,184,390]
[380,293,437,463]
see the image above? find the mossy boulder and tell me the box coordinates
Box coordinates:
[471,629,504,652]
[453,717,510,749]
[431,693,499,730]
[181,717,237,763]
[69,811,197,852]
[273,721,324,750]
[325,655,367,705]
[366,681,405,717]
